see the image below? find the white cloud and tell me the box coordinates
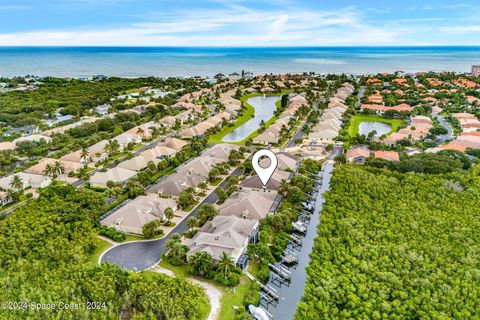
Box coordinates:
[0,4,471,46]
[441,25,480,33]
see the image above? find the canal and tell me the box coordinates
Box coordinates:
[262,162,335,320]
[223,95,280,142]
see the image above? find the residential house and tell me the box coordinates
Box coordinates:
[346,147,371,164]
[117,156,149,172]
[90,167,137,188]
[0,172,51,190]
[13,134,52,144]
[177,156,224,179]
[0,191,12,206]
[101,194,177,234]
[184,215,258,264]
[241,169,290,191]
[201,143,240,161]
[218,190,276,220]
[150,171,204,196]
[24,158,82,176]
[95,104,111,116]
[374,150,400,162]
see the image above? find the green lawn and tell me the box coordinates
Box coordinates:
[218,275,253,320]
[88,238,112,264]
[159,260,255,320]
[347,114,404,137]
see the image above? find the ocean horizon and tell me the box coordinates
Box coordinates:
[0,46,479,78]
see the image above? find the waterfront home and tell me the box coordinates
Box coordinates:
[361,103,413,114]
[374,150,400,162]
[0,172,51,190]
[100,194,177,234]
[90,167,137,188]
[253,130,280,145]
[150,171,204,196]
[117,156,149,172]
[218,190,276,220]
[184,215,258,264]
[346,147,371,164]
[201,143,240,161]
[241,169,290,191]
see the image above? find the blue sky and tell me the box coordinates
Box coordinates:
[1,0,480,46]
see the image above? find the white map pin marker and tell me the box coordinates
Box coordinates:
[252,149,278,186]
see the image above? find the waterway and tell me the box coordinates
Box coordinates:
[222,95,279,142]
[263,162,334,320]
[358,121,391,137]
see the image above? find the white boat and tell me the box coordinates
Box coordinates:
[248,305,270,320]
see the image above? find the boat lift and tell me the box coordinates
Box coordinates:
[269,263,291,281]
[292,221,307,234]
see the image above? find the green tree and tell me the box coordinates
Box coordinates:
[188,251,214,276]
[142,219,163,238]
[164,207,174,223]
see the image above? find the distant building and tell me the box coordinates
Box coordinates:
[93,75,107,81]
[243,71,254,80]
[472,65,480,77]
[228,72,240,81]
[214,73,226,80]
[95,104,111,116]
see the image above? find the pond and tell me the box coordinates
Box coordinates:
[222,95,280,142]
[358,121,391,137]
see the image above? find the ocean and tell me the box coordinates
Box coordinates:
[0,46,479,78]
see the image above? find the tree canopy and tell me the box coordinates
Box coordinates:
[296,165,480,319]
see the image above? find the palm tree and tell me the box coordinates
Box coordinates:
[80,148,89,163]
[188,251,214,276]
[151,127,161,139]
[53,161,65,179]
[104,139,120,156]
[43,163,55,179]
[136,127,145,139]
[279,179,289,196]
[187,216,198,230]
[9,175,23,194]
[166,235,189,266]
[217,252,235,279]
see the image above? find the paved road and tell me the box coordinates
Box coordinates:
[435,115,454,144]
[100,167,242,271]
[327,144,344,161]
[287,124,305,148]
[356,86,365,107]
